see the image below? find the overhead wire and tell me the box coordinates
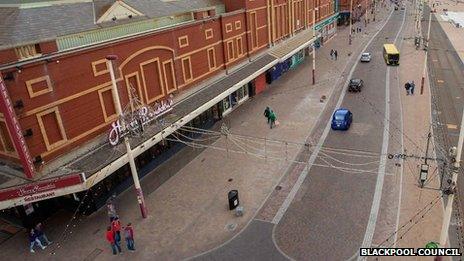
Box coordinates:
[166,132,393,176]
[377,193,443,247]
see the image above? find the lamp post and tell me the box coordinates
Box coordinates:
[106,55,148,219]
[349,0,353,45]
[420,10,432,95]
[440,109,464,247]
[313,6,318,85]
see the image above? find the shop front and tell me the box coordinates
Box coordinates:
[79,104,221,214]
[315,13,339,43]
[221,84,250,117]
[290,49,306,69]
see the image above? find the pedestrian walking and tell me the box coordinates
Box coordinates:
[29,229,46,253]
[34,222,52,246]
[263,107,271,124]
[107,197,117,222]
[404,82,411,95]
[410,81,415,95]
[124,223,135,251]
[111,216,122,244]
[334,50,338,60]
[269,110,276,129]
[106,226,122,255]
[330,49,334,60]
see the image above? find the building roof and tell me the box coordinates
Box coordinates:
[0,0,222,48]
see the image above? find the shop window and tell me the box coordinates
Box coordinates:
[236,85,249,103]
[26,75,53,98]
[222,96,231,113]
[0,119,16,156]
[14,44,41,60]
[98,86,117,122]
[36,107,67,151]
[207,47,216,70]
[181,57,193,83]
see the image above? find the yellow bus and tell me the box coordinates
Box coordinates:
[383,44,400,65]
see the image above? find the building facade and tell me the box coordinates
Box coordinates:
[0,0,339,227]
[338,0,370,24]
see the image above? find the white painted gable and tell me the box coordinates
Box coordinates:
[97,0,143,23]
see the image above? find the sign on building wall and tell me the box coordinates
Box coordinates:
[108,95,174,146]
[0,173,84,202]
[0,76,35,179]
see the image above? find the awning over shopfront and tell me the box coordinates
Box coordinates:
[269,29,320,62]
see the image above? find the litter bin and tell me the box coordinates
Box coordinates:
[228,190,239,210]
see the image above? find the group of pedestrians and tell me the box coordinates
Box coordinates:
[263,107,278,129]
[330,49,339,60]
[352,27,361,33]
[404,81,416,95]
[29,222,52,253]
[106,198,136,255]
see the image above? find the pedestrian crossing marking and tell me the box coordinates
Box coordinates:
[447,124,458,129]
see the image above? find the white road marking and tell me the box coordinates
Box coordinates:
[271,9,395,225]
[358,8,407,260]
[393,66,405,248]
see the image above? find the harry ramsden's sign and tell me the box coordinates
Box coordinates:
[0,76,35,179]
[108,97,174,146]
[0,173,84,202]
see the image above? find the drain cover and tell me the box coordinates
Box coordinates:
[226,223,237,231]
[275,185,282,190]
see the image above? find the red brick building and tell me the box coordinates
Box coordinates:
[338,0,370,24]
[0,0,338,227]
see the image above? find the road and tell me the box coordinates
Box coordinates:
[426,5,464,254]
[193,8,409,261]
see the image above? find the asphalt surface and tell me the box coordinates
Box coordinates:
[426,5,464,254]
[195,9,409,261]
[274,9,406,260]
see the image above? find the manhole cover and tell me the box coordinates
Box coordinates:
[275,185,282,190]
[225,223,237,231]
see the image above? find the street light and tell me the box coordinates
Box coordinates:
[349,0,354,45]
[313,6,318,85]
[420,10,432,95]
[106,55,148,219]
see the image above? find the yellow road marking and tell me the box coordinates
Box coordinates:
[447,124,458,129]
[437,79,444,83]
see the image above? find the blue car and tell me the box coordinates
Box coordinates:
[331,108,353,130]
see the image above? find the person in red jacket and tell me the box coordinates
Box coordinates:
[111,216,122,244]
[106,226,121,255]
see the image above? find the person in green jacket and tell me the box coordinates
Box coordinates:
[264,107,271,123]
[269,110,276,129]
